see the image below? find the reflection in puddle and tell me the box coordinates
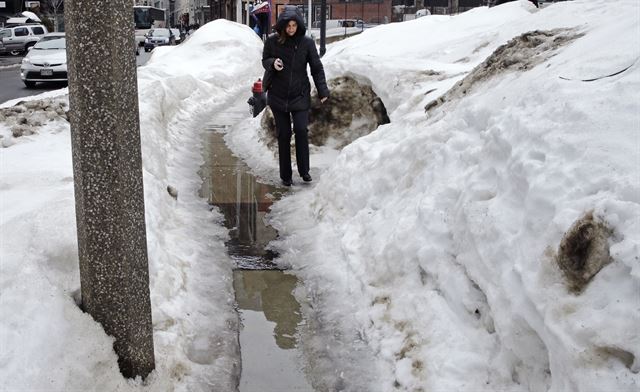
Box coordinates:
[200,130,283,269]
[234,270,302,349]
[234,270,313,392]
[199,125,313,391]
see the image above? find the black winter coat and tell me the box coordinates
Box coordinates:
[262,7,329,113]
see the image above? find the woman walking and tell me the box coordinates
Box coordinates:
[262,5,330,186]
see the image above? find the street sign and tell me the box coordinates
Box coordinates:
[0,2,6,8]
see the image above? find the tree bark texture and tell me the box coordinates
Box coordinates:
[65,0,155,379]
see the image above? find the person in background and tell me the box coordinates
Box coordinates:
[262,5,330,187]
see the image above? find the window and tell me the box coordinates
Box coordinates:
[425,0,449,6]
[0,29,11,39]
[14,27,28,37]
[460,0,483,6]
[32,27,45,35]
[34,37,65,50]
[392,0,416,6]
[150,28,170,37]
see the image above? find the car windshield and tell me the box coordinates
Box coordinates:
[34,37,66,50]
[151,29,170,37]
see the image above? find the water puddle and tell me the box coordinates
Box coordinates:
[200,128,283,269]
[234,270,312,392]
[200,123,314,391]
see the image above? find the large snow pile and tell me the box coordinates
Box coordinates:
[239,1,638,391]
[1,1,638,391]
[0,20,263,391]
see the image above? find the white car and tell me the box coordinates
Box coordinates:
[20,33,67,88]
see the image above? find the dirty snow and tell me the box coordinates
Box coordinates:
[1,20,262,391]
[1,1,638,391]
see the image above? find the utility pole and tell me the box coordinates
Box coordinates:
[343,0,347,37]
[320,0,326,56]
[449,0,459,14]
[65,0,155,379]
[361,0,364,31]
[308,0,312,32]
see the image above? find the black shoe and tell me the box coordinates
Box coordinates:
[282,179,292,186]
[302,174,312,182]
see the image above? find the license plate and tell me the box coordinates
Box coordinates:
[40,68,53,76]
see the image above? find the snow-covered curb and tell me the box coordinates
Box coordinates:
[0,20,265,391]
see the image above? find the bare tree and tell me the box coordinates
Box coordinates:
[47,0,64,31]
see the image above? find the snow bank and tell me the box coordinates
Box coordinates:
[262,1,640,391]
[0,19,264,391]
[2,2,638,391]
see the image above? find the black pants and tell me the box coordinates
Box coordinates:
[272,109,310,181]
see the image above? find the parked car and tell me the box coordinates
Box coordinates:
[415,9,431,18]
[0,24,48,56]
[339,19,363,28]
[144,28,175,52]
[35,32,65,43]
[20,33,67,88]
[312,19,365,29]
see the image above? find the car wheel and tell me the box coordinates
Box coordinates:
[9,49,21,56]
[23,80,36,88]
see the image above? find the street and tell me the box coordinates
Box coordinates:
[0,55,64,105]
[0,50,152,105]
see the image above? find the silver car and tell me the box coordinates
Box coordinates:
[0,24,48,55]
[20,33,67,88]
[143,28,175,52]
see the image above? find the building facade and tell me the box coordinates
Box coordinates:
[172,0,214,27]
[278,0,394,26]
[168,0,492,31]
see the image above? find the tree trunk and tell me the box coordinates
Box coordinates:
[65,0,156,379]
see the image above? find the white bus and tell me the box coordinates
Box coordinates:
[134,6,166,46]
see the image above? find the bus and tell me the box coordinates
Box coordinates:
[134,6,166,46]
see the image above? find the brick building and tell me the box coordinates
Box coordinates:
[270,0,393,26]
[181,0,489,30]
